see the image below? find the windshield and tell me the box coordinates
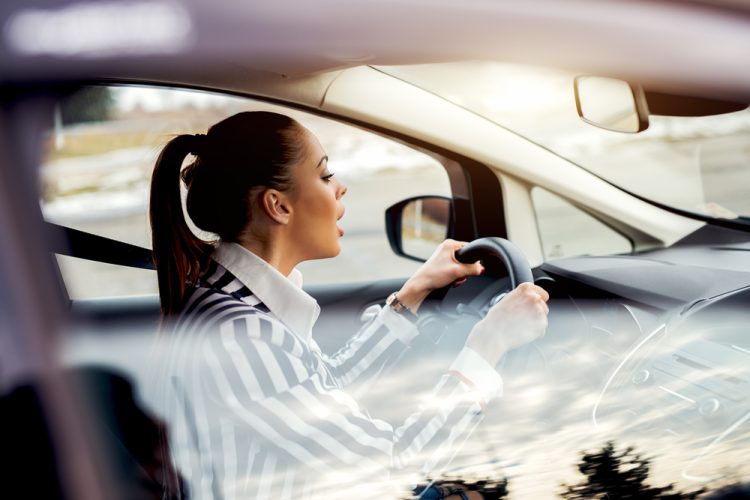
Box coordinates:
[379,62,750,220]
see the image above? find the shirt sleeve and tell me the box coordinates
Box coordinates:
[317,305,420,388]
[448,347,503,410]
[196,312,496,487]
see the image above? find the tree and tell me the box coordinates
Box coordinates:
[701,482,750,499]
[560,441,702,500]
[412,476,509,499]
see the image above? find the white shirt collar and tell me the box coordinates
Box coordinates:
[212,241,320,343]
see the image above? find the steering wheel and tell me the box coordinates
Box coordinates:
[423,237,533,308]
[454,237,533,286]
[418,237,534,341]
[431,237,554,378]
[383,237,545,417]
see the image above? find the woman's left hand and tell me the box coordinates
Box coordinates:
[395,239,483,314]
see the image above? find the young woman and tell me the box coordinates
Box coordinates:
[150,111,549,499]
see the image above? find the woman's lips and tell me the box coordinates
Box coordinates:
[337,208,345,237]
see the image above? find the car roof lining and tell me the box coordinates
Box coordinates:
[4,1,750,100]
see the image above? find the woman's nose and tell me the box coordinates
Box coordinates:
[337,180,347,199]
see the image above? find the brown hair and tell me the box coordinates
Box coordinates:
[149,111,305,316]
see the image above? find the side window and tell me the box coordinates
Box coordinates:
[42,85,449,299]
[298,119,449,284]
[531,187,632,260]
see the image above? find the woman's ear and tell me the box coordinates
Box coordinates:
[259,188,292,224]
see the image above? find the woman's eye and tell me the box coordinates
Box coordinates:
[321,172,335,182]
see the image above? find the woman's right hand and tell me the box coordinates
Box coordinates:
[465,282,550,366]
[396,239,484,314]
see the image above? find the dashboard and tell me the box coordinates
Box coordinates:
[530,228,750,482]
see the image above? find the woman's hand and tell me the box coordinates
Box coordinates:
[396,239,484,313]
[465,282,550,366]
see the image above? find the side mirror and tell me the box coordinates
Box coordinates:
[385,196,452,262]
[574,75,649,133]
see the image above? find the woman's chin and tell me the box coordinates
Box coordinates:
[319,242,342,260]
[331,243,342,258]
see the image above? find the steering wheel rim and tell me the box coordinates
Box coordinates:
[454,237,533,287]
[420,237,534,323]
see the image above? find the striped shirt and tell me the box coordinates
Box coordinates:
[160,242,502,499]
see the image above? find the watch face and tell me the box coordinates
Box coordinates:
[386,292,417,322]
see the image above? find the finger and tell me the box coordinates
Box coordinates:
[461,261,483,276]
[530,293,549,315]
[452,277,468,287]
[445,239,465,251]
[539,301,549,315]
[449,246,468,263]
[533,285,550,302]
[537,320,548,339]
[520,283,542,300]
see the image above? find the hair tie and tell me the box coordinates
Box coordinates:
[189,133,207,156]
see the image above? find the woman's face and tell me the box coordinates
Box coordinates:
[286,127,347,261]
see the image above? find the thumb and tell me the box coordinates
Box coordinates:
[472,261,485,276]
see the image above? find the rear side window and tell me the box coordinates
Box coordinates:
[42,85,449,299]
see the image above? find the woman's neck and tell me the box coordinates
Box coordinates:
[238,238,298,277]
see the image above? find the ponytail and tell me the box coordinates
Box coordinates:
[149,134,212,316]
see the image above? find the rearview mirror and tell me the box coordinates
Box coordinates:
[385,196,452,262]
[574,76,649,133]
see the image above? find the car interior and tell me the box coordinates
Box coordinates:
[2,1,750,496]
[40,77,750,498]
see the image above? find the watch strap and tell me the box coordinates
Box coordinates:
[386,292,418,322]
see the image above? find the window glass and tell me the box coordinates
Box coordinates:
[382,62,750,220]
[42,85,450,298]
[56,255,157,299]
[532,187,632,259]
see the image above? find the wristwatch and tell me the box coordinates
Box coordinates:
[386,292,418,322]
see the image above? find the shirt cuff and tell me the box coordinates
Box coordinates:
[448,347,503,406]
[378,305,420,345]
